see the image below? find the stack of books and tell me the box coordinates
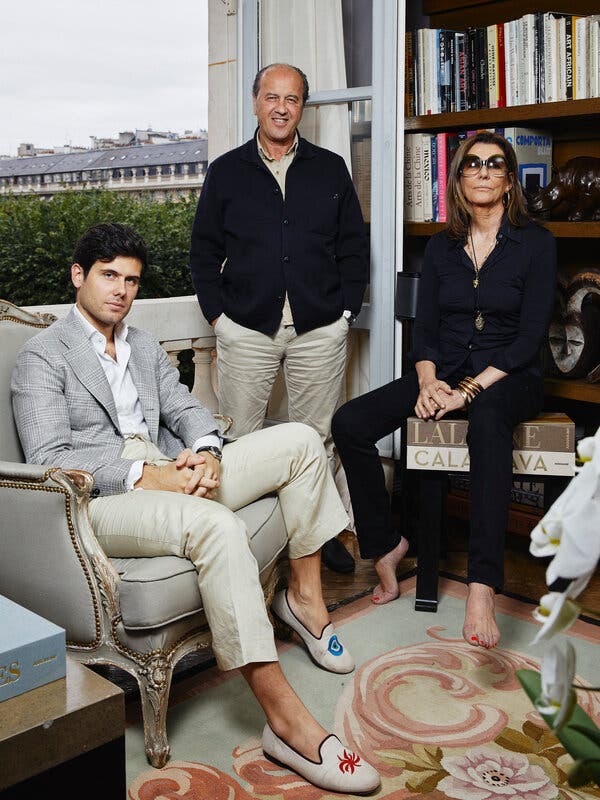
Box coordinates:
[404,126,553,222]
[406,412,575,476]
[406,13,600,117]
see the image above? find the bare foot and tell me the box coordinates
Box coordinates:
[372,537,409,605]
[463,583,500,649]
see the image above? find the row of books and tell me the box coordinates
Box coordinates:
[403,126,553,223]
[405,12,600,116]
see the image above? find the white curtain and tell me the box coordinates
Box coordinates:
[260,0,352,172]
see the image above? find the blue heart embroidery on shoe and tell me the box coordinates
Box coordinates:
[327,635,344,656]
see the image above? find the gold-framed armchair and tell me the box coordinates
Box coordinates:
[0,299,289,768]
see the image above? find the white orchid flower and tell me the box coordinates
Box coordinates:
[530,513,563,558]
[532,592,581,644]
[545,460,600,585]
[532,573,593,644]
[535,640,577,732]
[577,436,595,463]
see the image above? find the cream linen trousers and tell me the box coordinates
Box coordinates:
[214,313,349,463]
[88,422,349,671]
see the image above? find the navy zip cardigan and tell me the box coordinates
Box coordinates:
[189,132,368,336]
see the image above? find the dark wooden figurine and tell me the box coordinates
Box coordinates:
[528,156,600,221]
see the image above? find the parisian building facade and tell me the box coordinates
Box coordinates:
[0,138,208,201]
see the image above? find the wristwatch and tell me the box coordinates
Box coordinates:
[195,445,223,461]
[342,309,357,326]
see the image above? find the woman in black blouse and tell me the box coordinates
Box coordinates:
[332,131,557,648]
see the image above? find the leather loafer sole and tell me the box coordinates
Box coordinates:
[262,724,381,794]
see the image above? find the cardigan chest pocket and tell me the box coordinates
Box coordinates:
[304,193,340,236]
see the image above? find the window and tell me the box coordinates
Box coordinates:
[148,166,157,177]
[161,164,171,175]
[136,167,145,177]
[112,169,121,179]
[188,163,197,175]
[174,163,183,175]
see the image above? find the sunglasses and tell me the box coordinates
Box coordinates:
[459,154,508,177]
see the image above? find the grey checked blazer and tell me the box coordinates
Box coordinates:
[11,308,219,497]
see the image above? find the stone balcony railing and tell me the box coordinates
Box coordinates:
[26,296,220,412]
[26,295,371,422]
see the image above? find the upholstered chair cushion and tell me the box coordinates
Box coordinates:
[112,495,287,629]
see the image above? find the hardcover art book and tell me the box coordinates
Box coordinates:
[406,413,575,475]
[0,595,66,702]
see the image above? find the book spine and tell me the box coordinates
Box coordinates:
[422,134,433,222]
[558,16,567,101]
[403,135,414,222]
[417,28,426,115]
[518,16,528,105]
[574,17,587,100]
[477,26,489,108]
[543,13,556,103]
[467,28,478,110]
[449,32,456,113]
[405,30,414,116]
[413,134,424,222]
[496,23,506,107]
[455,32,467,111]
[526,14,536,105]
[430,134,439,222]
[487,23,498,108]
[535,12,545,103]
[436,132,448,223]
[507,20,519,106]
[565,16,574,100]
[439,30,450,113]
[406,446,574,476]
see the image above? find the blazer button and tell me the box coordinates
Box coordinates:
[273,187,280,194]
[91,488,100,497]
[114,427,120,435]
[282,256,290,262]
[282,218,289,224]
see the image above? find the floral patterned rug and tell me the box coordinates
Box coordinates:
[127,578,600,800]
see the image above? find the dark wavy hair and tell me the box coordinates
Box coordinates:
[252,63,310,105]
[446,131,529,240]
[72,222,148,275]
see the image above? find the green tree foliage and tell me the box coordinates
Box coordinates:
[0,190,198,305]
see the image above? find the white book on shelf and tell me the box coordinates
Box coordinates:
[590,16,600,99]
[557,15,567,101]
[506,19,519,106]
[543,13,558,103]
[574,16,588,100]
[417,28,427,115]
[428,28,440,115]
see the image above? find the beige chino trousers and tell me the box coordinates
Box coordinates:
[215,314,349,463]
[88,423,349,671]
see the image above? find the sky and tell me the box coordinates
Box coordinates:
[0,0,208,157]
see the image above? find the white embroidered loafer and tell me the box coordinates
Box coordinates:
[262,724,381,795]
[271,589,355,673]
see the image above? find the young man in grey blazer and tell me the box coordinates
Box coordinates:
[11,223,379,794]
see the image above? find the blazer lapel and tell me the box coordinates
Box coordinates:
[58,311,121,431]
[126,330,160,442]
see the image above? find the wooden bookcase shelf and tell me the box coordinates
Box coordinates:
[405,99,600,132]
[544,378,600,404]
[405,221,600,238]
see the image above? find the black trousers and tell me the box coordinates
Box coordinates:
[331,368,544,589]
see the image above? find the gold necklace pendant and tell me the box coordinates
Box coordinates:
[473,276,479,288]
[475,311,485,331]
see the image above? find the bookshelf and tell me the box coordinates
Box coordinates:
[403,2,600,409]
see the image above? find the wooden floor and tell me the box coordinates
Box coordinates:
[324,524,600,617]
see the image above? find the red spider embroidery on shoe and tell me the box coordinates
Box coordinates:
[338,750,362,774]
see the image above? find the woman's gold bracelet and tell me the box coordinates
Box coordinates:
[455,376,484,406]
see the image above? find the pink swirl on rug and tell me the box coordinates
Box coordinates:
[128,760,254,800]
[232,738,331,800]
[336,627,554,776]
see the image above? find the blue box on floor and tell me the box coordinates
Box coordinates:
[0,595,66,702]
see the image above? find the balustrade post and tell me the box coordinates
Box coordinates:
[191,336,219,413]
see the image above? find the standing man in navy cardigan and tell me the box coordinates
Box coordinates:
[189,63,369,573]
